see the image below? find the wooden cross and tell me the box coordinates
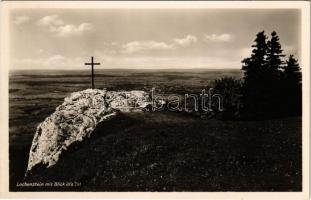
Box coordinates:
[85,56,100,89]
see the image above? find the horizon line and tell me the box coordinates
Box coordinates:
[10,67,242,71]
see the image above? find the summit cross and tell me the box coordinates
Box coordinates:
[85,56,101,89]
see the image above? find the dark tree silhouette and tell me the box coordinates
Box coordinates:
[284,55,302,85]
[264,31,286,112]
[266,31,285,78]
[241,31,268,114]
[240,31,301,118]
[282,55,302,115]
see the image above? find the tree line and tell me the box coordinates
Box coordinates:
[213,31,302,119]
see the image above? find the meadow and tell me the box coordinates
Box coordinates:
[9,69,301,191]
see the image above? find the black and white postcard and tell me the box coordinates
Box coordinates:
[0,1,309,199]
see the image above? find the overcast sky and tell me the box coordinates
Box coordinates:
[10,9,301,70]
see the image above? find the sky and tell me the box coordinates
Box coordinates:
[10,8,301,70]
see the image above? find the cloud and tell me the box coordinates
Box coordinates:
[204,33,233,43]
[121,40,174,54]
[121,35,197,54]
[14,16,30,25]
[15,55,84,69]
[13,54,241,70]
[37,15,94,37]
[37,15,64,26]
[52,23,93,37]
[173,35,197,47]
[90,55,239,69]
[45,55,67,66]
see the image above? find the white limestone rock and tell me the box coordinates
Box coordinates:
[26,89,157,174]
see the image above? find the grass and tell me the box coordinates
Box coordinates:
[22,112,301,191]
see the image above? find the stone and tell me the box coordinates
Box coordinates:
[26,89,161,175]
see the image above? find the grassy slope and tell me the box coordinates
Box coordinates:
[9,70,301,191]
[23,112,301,191]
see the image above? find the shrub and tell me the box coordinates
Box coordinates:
[211,77,243,119]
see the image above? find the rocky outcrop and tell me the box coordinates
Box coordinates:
[26,89,158,174]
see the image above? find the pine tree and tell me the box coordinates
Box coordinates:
[283,55,302,115]
[241,31,268,113]
[242,31,267,78]
[241,31,301,117]
[266,31,285,78]
[284,55,302,85]
[264,31,286,112]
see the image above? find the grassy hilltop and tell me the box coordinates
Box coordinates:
[9,69,301,191]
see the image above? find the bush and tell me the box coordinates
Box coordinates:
[211,77,243,119]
